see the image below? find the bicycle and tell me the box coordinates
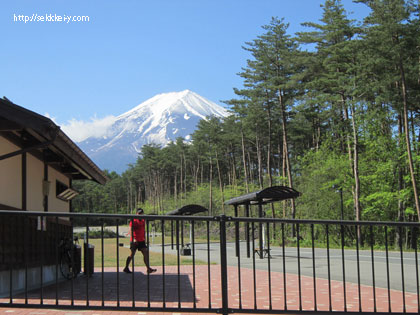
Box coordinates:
[58,236,81,280]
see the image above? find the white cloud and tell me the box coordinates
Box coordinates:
[44,112,58,124]
[60,115,116,142]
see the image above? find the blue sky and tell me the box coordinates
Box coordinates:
[0,0,370,137]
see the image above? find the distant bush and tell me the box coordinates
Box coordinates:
[74,229,120,239]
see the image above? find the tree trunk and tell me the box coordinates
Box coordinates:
[256,133,263,189]
[180,154,183,202]
[266,100,273,187]
[195,159,200,192]
[279,90,296,223]
[174,169,178,208]
[282,136,287,218]
[183,152,187,199]
[350,104,362,244]
[241,127,250,193]
[400,60,420,220]
[209,154,213,216]
[215,150,225,214]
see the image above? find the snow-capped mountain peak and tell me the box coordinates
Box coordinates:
[77,90,228,172]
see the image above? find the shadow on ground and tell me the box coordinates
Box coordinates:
[13,271,196,303]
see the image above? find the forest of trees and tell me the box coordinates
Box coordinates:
[73,0,420,228]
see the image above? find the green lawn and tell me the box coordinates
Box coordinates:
[80,237,207,268]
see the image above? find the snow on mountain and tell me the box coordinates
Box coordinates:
[77,90,228,173]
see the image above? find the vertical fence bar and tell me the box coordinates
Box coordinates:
[311,224,317,311]
[192,220,196,309]
[207,220,211,309]
[252,221,257,309]
[54,217,58,306]
[171,220,174,250]
[162,219,166,308]
[237,219,242,309]
[181,220,184,248]
[235,205,239,257]
[26,216,30,305]
[267,222,272,310]
[326,225,332,312]
[9,266,12,304]
[385,226,391,313]
[282,223,287,311]
[131,218,135,308]
[258,204,263,259]
[219,216,229,315]
[297,223,302,311]
[146,220,151,308]
[25,215,29,304]
[176,219,181,308]
[70,218,74,306]
[413,227,420,313]
[369,225,376,312]
[355,225,361,312]
[399,226,406,313]
[9,216,12,305]
[340,224,347,312]
[40,215,44,305]
[85,218,89,307]
[101,219,104,307]
[116,219,120,307]
[246,204,250,258]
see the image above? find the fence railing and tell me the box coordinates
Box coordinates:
[1,210,420,314]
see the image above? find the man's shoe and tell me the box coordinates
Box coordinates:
[147,268,156,274]
[123,267,132,273]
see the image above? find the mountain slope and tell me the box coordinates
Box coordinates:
[78,90,228,173]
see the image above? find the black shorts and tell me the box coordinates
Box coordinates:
[130,241,147,251]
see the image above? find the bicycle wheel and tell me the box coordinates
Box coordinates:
[60,252,74,280]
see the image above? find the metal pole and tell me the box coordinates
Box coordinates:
[219,215,229,315]
[258,203,263,259]
[245,204,250,258]
[235,205,239,257]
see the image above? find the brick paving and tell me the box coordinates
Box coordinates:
[1,265,419,314]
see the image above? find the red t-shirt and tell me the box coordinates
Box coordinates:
[129,218,145,242]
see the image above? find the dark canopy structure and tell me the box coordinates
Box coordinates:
[166,204,208,216]
[225,186,301,206]
[225,186,301,259]
[166,204,209,256]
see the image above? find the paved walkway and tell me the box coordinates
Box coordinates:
[1,265,419,314]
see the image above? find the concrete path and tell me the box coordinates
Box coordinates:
[151,240,420,293]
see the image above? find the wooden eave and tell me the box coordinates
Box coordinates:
[0,98,108,185]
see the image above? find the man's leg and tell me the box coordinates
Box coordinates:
[124,245,137,273]
[140,247,156,273]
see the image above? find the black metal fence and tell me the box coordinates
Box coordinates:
[1,210,420,314]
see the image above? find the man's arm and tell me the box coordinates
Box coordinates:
[127,222,132,238]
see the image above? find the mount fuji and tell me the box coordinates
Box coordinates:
[77,90,229,173]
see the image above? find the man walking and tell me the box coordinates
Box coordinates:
[124,207,157,274]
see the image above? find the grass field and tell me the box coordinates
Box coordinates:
[79,237,207,269]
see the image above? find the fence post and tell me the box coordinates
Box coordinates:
[219,215,229,315]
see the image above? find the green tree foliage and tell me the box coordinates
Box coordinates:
[72,0,419,234]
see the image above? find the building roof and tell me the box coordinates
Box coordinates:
[0,97,108,185]
[166,204,209,216]
[225,186,301,206]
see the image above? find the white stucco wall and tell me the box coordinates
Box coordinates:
[0,136,22,209]
[26,153,44,211]
[48,166,70,213]
[0,135,72,212]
